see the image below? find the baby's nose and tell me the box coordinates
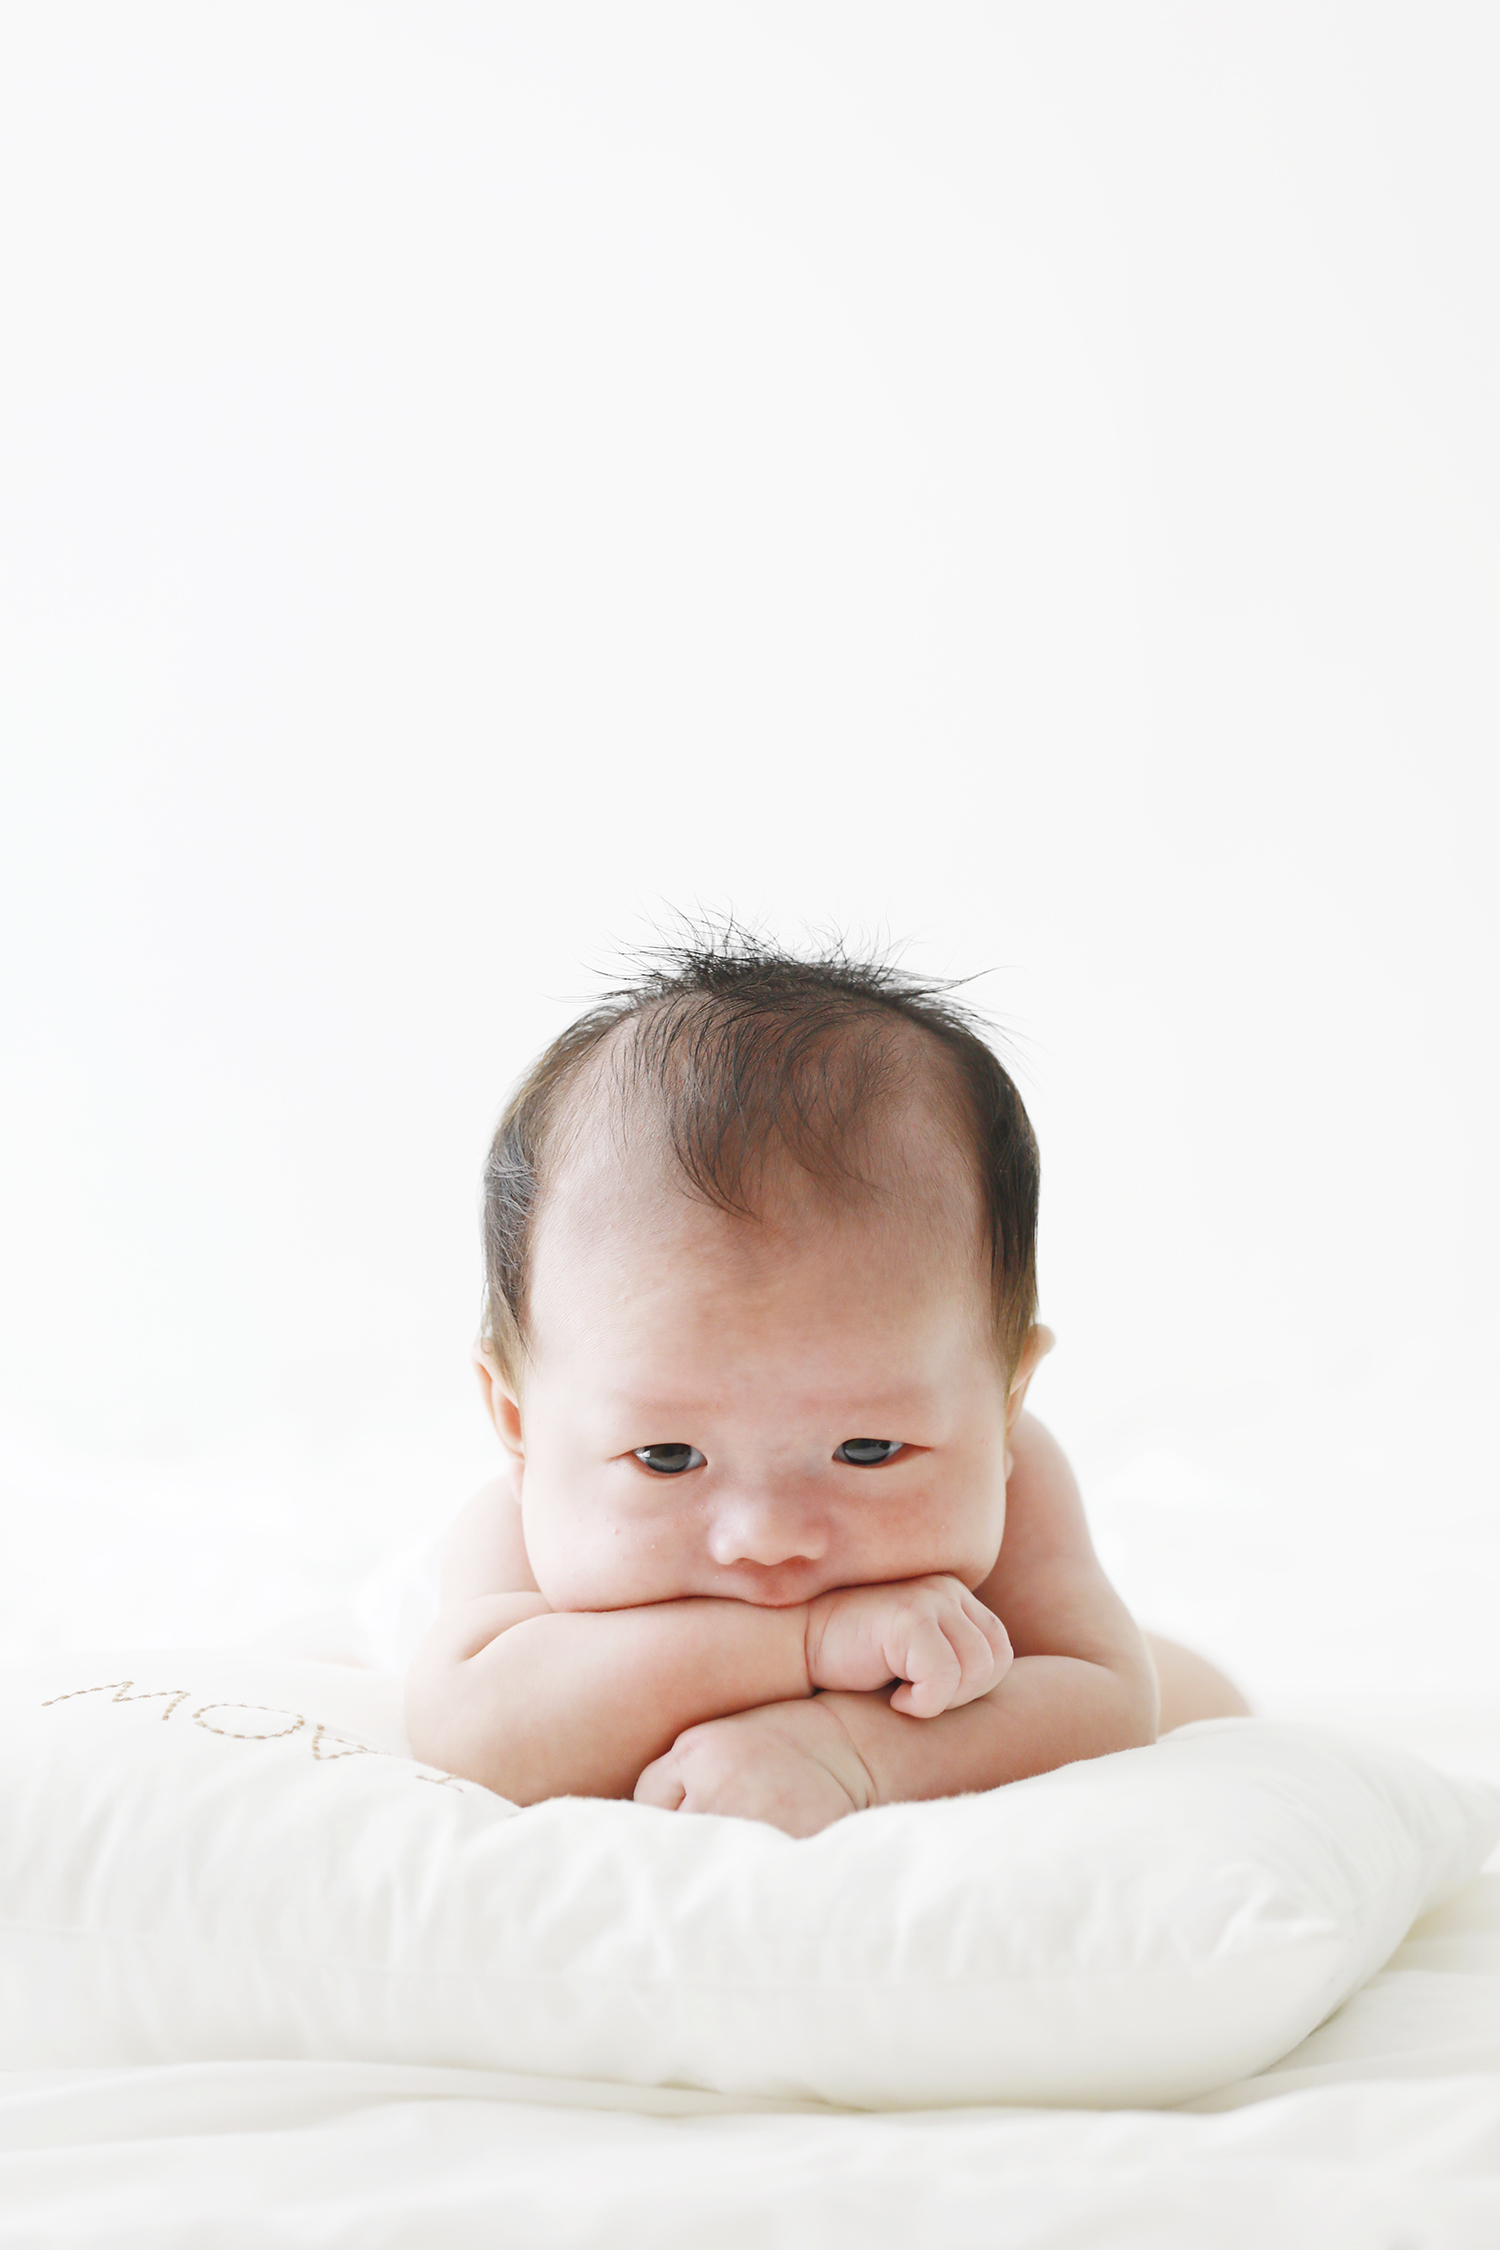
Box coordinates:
[706,1489,831,1569]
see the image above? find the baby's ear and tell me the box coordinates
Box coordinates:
[473,1346,524,1463]
[1004,1324,1055,1432]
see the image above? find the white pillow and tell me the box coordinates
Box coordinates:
[2,1649,1494,2108]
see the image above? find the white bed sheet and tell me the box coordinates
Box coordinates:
[3,1868,1497,2248]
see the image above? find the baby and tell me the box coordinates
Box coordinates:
[405,936,1247,1834]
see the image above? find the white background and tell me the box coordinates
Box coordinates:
[2,6,1496,1732]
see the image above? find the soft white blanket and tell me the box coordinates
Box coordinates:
[3,1871,1497,2248]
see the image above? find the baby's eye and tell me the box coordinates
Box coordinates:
[834,1439,905,1468]
[633,1444,706,1475]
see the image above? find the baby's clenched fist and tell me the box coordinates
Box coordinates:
[803,1575,1012,1717]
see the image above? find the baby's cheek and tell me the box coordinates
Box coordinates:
[904,1485,1004,1590]
[518,1495,594,1608]
[524,1502,689,1611]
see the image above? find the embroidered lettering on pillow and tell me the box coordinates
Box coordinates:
[40,1677,466,1788]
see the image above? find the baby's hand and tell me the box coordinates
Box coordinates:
[804,1575,1012,1717]
[635,1700,875,1835]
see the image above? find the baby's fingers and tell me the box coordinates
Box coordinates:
[633,1750,687,1811]
[888,1611,961,1717]
[959,1594,1014,1690]
[888,1607,992,1717]
[890,1605,1006,1717]
[941,1604,1008,1709]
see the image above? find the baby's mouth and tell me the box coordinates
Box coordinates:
[709,1558,835,1607]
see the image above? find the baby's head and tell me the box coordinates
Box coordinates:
[475,935,1048,1612]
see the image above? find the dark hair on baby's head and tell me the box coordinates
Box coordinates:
[481,924,1040,1384]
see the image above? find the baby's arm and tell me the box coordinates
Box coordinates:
[405,1481,1003,1802]
[829,1412,1158,1796]
[636,1415,1157,1827]
[407,1481,806,1799]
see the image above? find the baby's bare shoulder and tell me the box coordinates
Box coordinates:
[440,1476,540,1603]
[978,1412,1147,1670]
[1004,1411,1087,1543]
